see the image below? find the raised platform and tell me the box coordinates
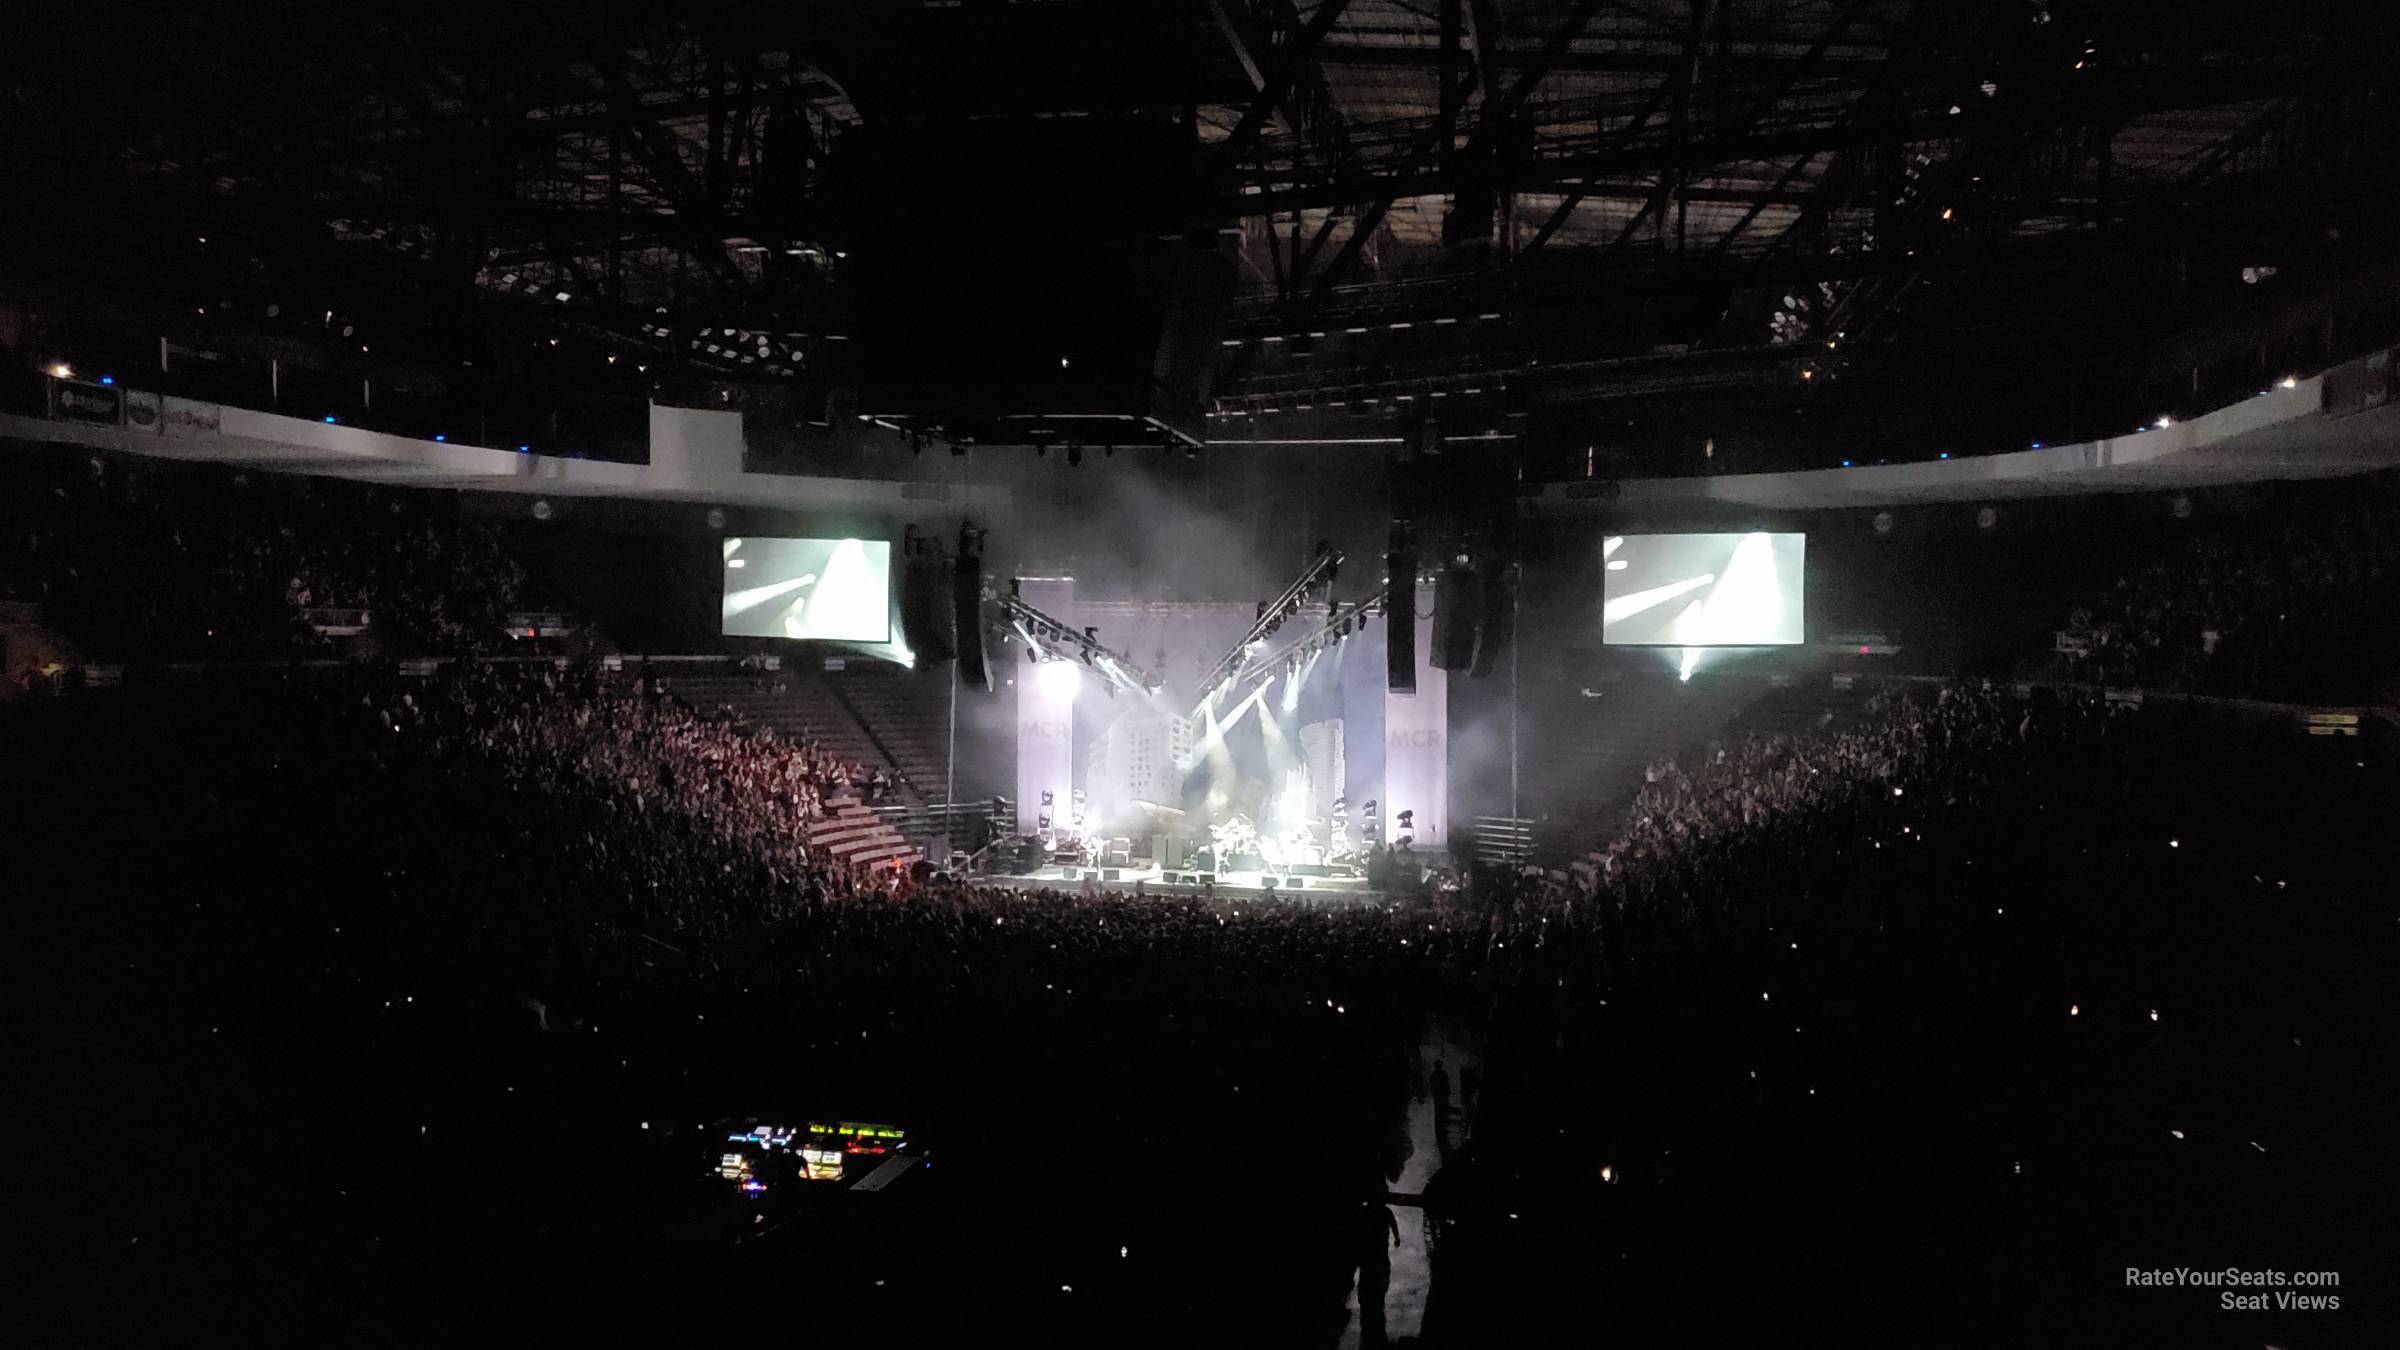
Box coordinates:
[971,862,1388,905]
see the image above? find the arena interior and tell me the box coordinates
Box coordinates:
[6,3,2400,1345]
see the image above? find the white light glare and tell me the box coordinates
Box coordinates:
[1035,659,1083,700]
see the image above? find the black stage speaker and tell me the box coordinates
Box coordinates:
[954,547,990,691]
[1432,562,1482,671]
[1471,561,1515,678]
[1386,538,1418,694]
[901,551,957,662]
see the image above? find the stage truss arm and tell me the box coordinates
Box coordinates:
[1191,544,1346,712]
[989,586,1163,701]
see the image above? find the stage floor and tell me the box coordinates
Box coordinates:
[970,863,1386,904]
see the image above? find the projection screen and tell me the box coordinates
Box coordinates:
[1601,532,1805,646]
[720,537,893,642]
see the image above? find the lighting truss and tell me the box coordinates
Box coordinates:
[989,587,1162,700]
[1191,544,1346,711]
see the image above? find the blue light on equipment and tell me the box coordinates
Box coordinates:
[1939,452,1949,459]
[99,375,115,385]
[433,434,446,442]
[1840,459,1852,467]
[324,416,337,424]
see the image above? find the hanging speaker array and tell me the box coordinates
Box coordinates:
[1430,560,1482,672]
[955,545,990,691]
[1385,532,1418,695]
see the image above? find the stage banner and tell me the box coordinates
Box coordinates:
[1383,578,1448,852]
[1015,577,1076,836]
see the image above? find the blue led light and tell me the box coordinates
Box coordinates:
[324,416,337,424]
[433,435,446,442]
[99,375,115,385]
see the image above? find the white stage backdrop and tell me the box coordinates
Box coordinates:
[1383,578,1448,852]
[1015,577,1076,835]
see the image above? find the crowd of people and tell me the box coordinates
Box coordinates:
[14,648,2392,1344]
[7,450,2397,1343]
[1,443,527,661]
[377,663,891,941]
[2054,474,2400,701]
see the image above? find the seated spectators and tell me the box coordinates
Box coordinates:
[2055,475,2400,700]
[0,443,528,659]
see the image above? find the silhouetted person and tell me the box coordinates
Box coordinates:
[1354,1200,1400,1347]
[1429,1058,1450,1113]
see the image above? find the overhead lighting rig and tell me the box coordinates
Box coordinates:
[1191,542,1345,712]
[989,585,1162,700]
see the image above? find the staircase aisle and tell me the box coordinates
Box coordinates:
[807,791,920,871]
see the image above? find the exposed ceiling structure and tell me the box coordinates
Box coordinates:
[3,0,2396,472]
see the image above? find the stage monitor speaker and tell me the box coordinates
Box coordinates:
[1082,870,1102,883]
[1432,562,1482,671]
[1102,868,1122,881]
[1470,561,1515,678]
[1386,540,1418,693]
[954,548,990,690]
[1197,873,1216,885]
[901,552,957,662]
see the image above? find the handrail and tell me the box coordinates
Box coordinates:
[814,669,920,802]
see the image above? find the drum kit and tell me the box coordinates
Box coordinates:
[1207,809,1364,875]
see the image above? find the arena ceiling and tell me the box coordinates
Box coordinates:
[4,1,2396,463]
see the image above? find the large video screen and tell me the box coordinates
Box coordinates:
[720,537,892,642]
[1601,532,1805,646]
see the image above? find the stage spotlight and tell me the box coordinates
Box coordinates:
[1036,660,1083,700]
[531,499,554,522]
[705,508,727,530]
[1873,511,1895,534]
[1976,506,1999,530]
[45,362,72,379]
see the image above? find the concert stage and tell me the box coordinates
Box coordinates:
[971,862,1389,904]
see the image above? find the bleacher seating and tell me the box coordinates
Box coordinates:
[665,672,906,798]
[806,790,919,869]
[818,663,955,804]
[1518,669,1771,852]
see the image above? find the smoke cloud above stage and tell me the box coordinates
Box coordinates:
[963,451,1421,876]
